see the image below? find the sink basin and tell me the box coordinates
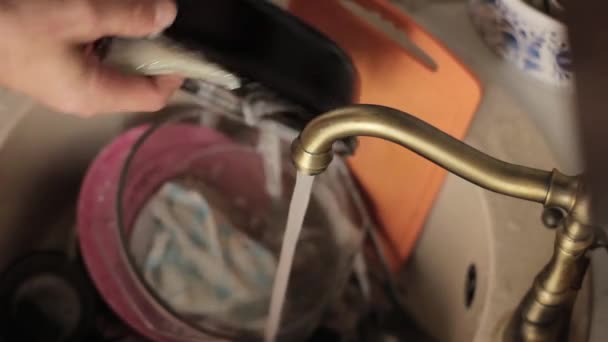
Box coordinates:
[0,7,601,328]
[401,172,493,341]
[0,86,596,342]
[401,173,591,342]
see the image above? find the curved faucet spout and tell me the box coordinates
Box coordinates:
[292,104,553,204]
[291,104,591,341]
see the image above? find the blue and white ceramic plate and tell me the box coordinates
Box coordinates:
[469,0,572,86]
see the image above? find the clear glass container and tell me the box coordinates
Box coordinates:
[109,107,370,341]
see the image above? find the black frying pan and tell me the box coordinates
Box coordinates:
[164,0,358,116]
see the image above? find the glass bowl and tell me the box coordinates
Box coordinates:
[77,107,370,341]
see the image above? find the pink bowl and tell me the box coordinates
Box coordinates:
[77,124,255,341]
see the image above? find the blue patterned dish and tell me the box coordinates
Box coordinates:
[469,0,571,85]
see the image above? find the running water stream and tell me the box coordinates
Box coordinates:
[264,172,316,342]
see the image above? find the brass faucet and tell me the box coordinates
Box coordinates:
[291,104,597,341]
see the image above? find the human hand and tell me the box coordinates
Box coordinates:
[0,0,183,116]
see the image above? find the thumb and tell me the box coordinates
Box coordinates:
[83,0,177,39]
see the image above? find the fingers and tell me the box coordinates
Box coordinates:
[71,0,180,114]
[65,59,183,115]
[79,0,177,39]
[0,0,182,117]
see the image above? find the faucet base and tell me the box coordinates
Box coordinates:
[502,300,571,342]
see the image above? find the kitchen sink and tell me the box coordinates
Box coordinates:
[0,1,601,335]
[0,84,596,341]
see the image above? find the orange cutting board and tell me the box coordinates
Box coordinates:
[290,0,482,268]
